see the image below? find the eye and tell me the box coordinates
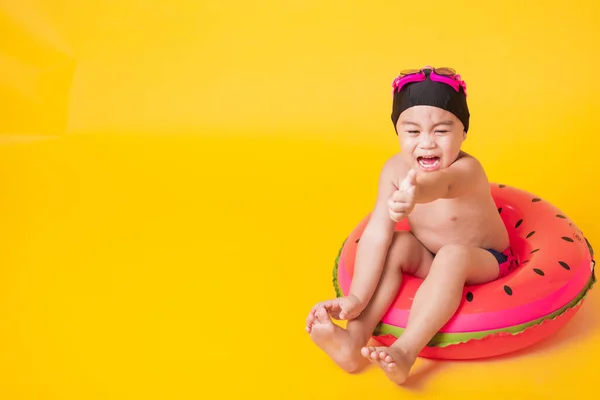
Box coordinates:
[406,130,419,135]
[435,130,449,135]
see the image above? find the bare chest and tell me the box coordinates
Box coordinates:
[406,198,487,251]
[409,200,465,229]
[405,194,507,253]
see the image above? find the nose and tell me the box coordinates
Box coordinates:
[418,133,436,149]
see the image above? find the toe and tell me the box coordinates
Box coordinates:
[370,351,378,360]
[308,304,322,321]
[306,315,313,326]
[315,307,329,322]
[310,302,321,313]
[363,346,376,355]
[360,347,370,358]
[306,313,315,328]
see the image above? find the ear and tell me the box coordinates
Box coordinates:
[462,130,467,141]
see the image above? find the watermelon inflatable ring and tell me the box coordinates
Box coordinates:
[333,183,596,360]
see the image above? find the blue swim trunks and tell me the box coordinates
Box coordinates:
[430,247,516,278]
[487,247,515,277]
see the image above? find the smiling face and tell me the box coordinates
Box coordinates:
[396,105,466,173]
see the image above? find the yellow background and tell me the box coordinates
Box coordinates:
[1,0,599,398]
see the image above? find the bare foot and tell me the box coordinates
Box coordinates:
[307,307,368,373]
[361,345,416,384]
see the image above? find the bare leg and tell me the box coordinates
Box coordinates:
[362,244,500,384]
[307,231,433,372]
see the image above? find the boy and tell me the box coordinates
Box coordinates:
[305,66,511,385]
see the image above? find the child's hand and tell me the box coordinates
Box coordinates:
[388,169,417,222]
[308,295,364,321]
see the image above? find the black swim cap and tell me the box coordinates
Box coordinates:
[391,68,470,133]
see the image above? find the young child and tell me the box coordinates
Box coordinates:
[305,66,511,385]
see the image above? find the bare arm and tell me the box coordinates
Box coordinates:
[413,154,485,204]
[348,157,398,307]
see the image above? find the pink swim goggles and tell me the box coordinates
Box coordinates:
[392,66,467,96]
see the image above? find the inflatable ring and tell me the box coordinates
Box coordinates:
[333,183,596,360]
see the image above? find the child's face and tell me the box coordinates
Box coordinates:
[396,105,466,173]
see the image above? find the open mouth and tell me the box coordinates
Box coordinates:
[417,156,440,171]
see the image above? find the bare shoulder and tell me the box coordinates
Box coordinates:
[452,151,483,169]
[451,152,487,181]
[444,152,489,198]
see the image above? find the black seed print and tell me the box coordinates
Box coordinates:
[533,268,545,276]
[559,261,571,270]
[498,208,502,214]
[499,184,506,188]
[526,231,536,239]
[515,260,519,267]
[532,198,541,202]
[530,249,540,254]
[355,238,360,243]
[522,259,530,264]
[466,292,474,302]
[515,219,523,228]
[510,247,514,256]
[561,237,574,243]
[556,214,567,219]
[504,285,513,295]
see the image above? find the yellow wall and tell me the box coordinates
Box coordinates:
[1,0,599,398]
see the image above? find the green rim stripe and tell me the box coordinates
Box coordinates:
[374,275,595,347]
[332,237,596,348]
[332,238,346,298]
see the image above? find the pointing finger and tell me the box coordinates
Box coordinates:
[399,170,415,192]
[407,169,417,186]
